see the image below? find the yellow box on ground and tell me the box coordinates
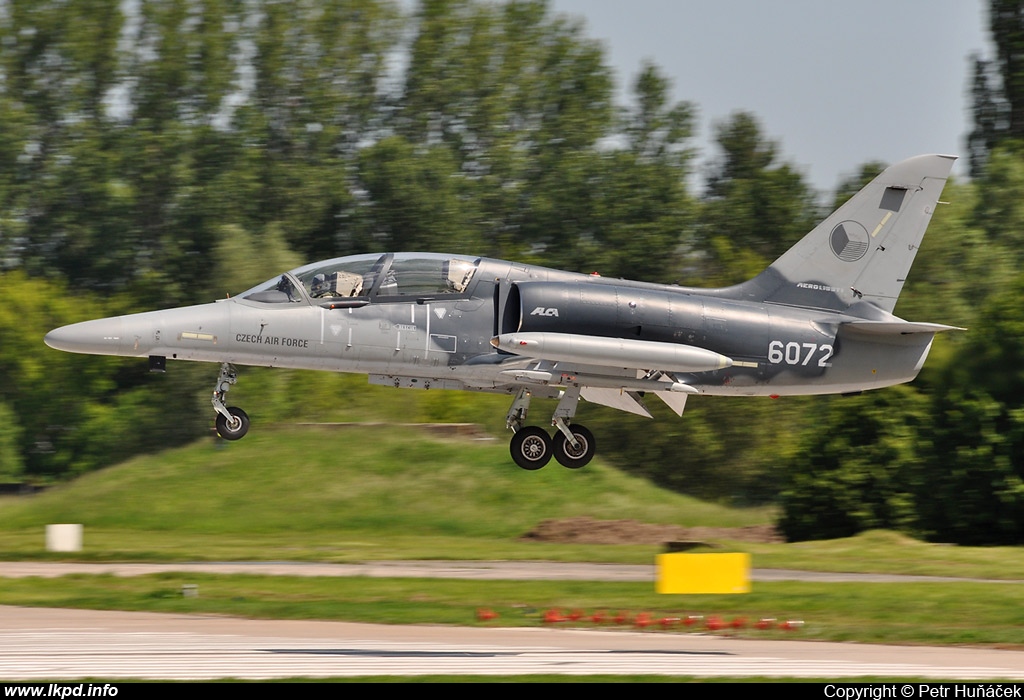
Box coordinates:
[656,552,751,594]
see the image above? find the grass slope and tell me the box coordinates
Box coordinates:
[0,424,768,561]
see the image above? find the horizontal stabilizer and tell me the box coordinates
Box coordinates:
[841,321,965,335]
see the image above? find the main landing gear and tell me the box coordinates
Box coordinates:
[506,385,596,470]
[212,363,250,440]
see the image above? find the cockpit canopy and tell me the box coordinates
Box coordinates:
[239,253,480,304]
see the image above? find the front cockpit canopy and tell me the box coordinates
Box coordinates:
[239,253,480,304]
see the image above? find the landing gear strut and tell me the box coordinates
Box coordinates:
[505,385,596,470]
[212,363,249,440]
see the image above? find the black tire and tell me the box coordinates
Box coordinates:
[509,426,552,470]
[216,407,250,440]
[553,424,595,469]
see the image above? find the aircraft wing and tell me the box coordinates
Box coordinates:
[498,366,695,418]
[579,377,697,417]
[579,387,653,417]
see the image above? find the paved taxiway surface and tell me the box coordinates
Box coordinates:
[2,562,1022,680]
[1,560,1017,583]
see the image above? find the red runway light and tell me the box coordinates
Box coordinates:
[543,608,565,624]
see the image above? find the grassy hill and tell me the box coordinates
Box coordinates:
[0,423,770,562]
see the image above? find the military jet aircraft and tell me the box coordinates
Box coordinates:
[45,154,960,470]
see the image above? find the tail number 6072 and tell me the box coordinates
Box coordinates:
[768,340,834,367]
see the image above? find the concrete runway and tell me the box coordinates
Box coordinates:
[3,605,1024,680]
[1,562,1023,680]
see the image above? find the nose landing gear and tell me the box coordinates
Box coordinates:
[216,406,250,440]
[212,363,250,440]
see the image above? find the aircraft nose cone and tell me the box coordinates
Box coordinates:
[44,317,126,355]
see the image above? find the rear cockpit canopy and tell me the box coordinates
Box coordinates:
[239,253,480,304]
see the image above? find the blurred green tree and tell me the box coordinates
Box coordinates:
[518,62,698,281]
[916,386,1024,545]
[356,135,480,253]
[396,0,620,261]
[777,388,928,542]
[0,402,25,482]
[693,112,821,285]
[966,1,1024,175]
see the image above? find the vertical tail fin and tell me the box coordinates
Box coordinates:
[734,154,956,314]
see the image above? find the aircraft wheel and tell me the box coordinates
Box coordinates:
[553,424,595,469]
[510,426,552,470]
[216,407,250,441]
